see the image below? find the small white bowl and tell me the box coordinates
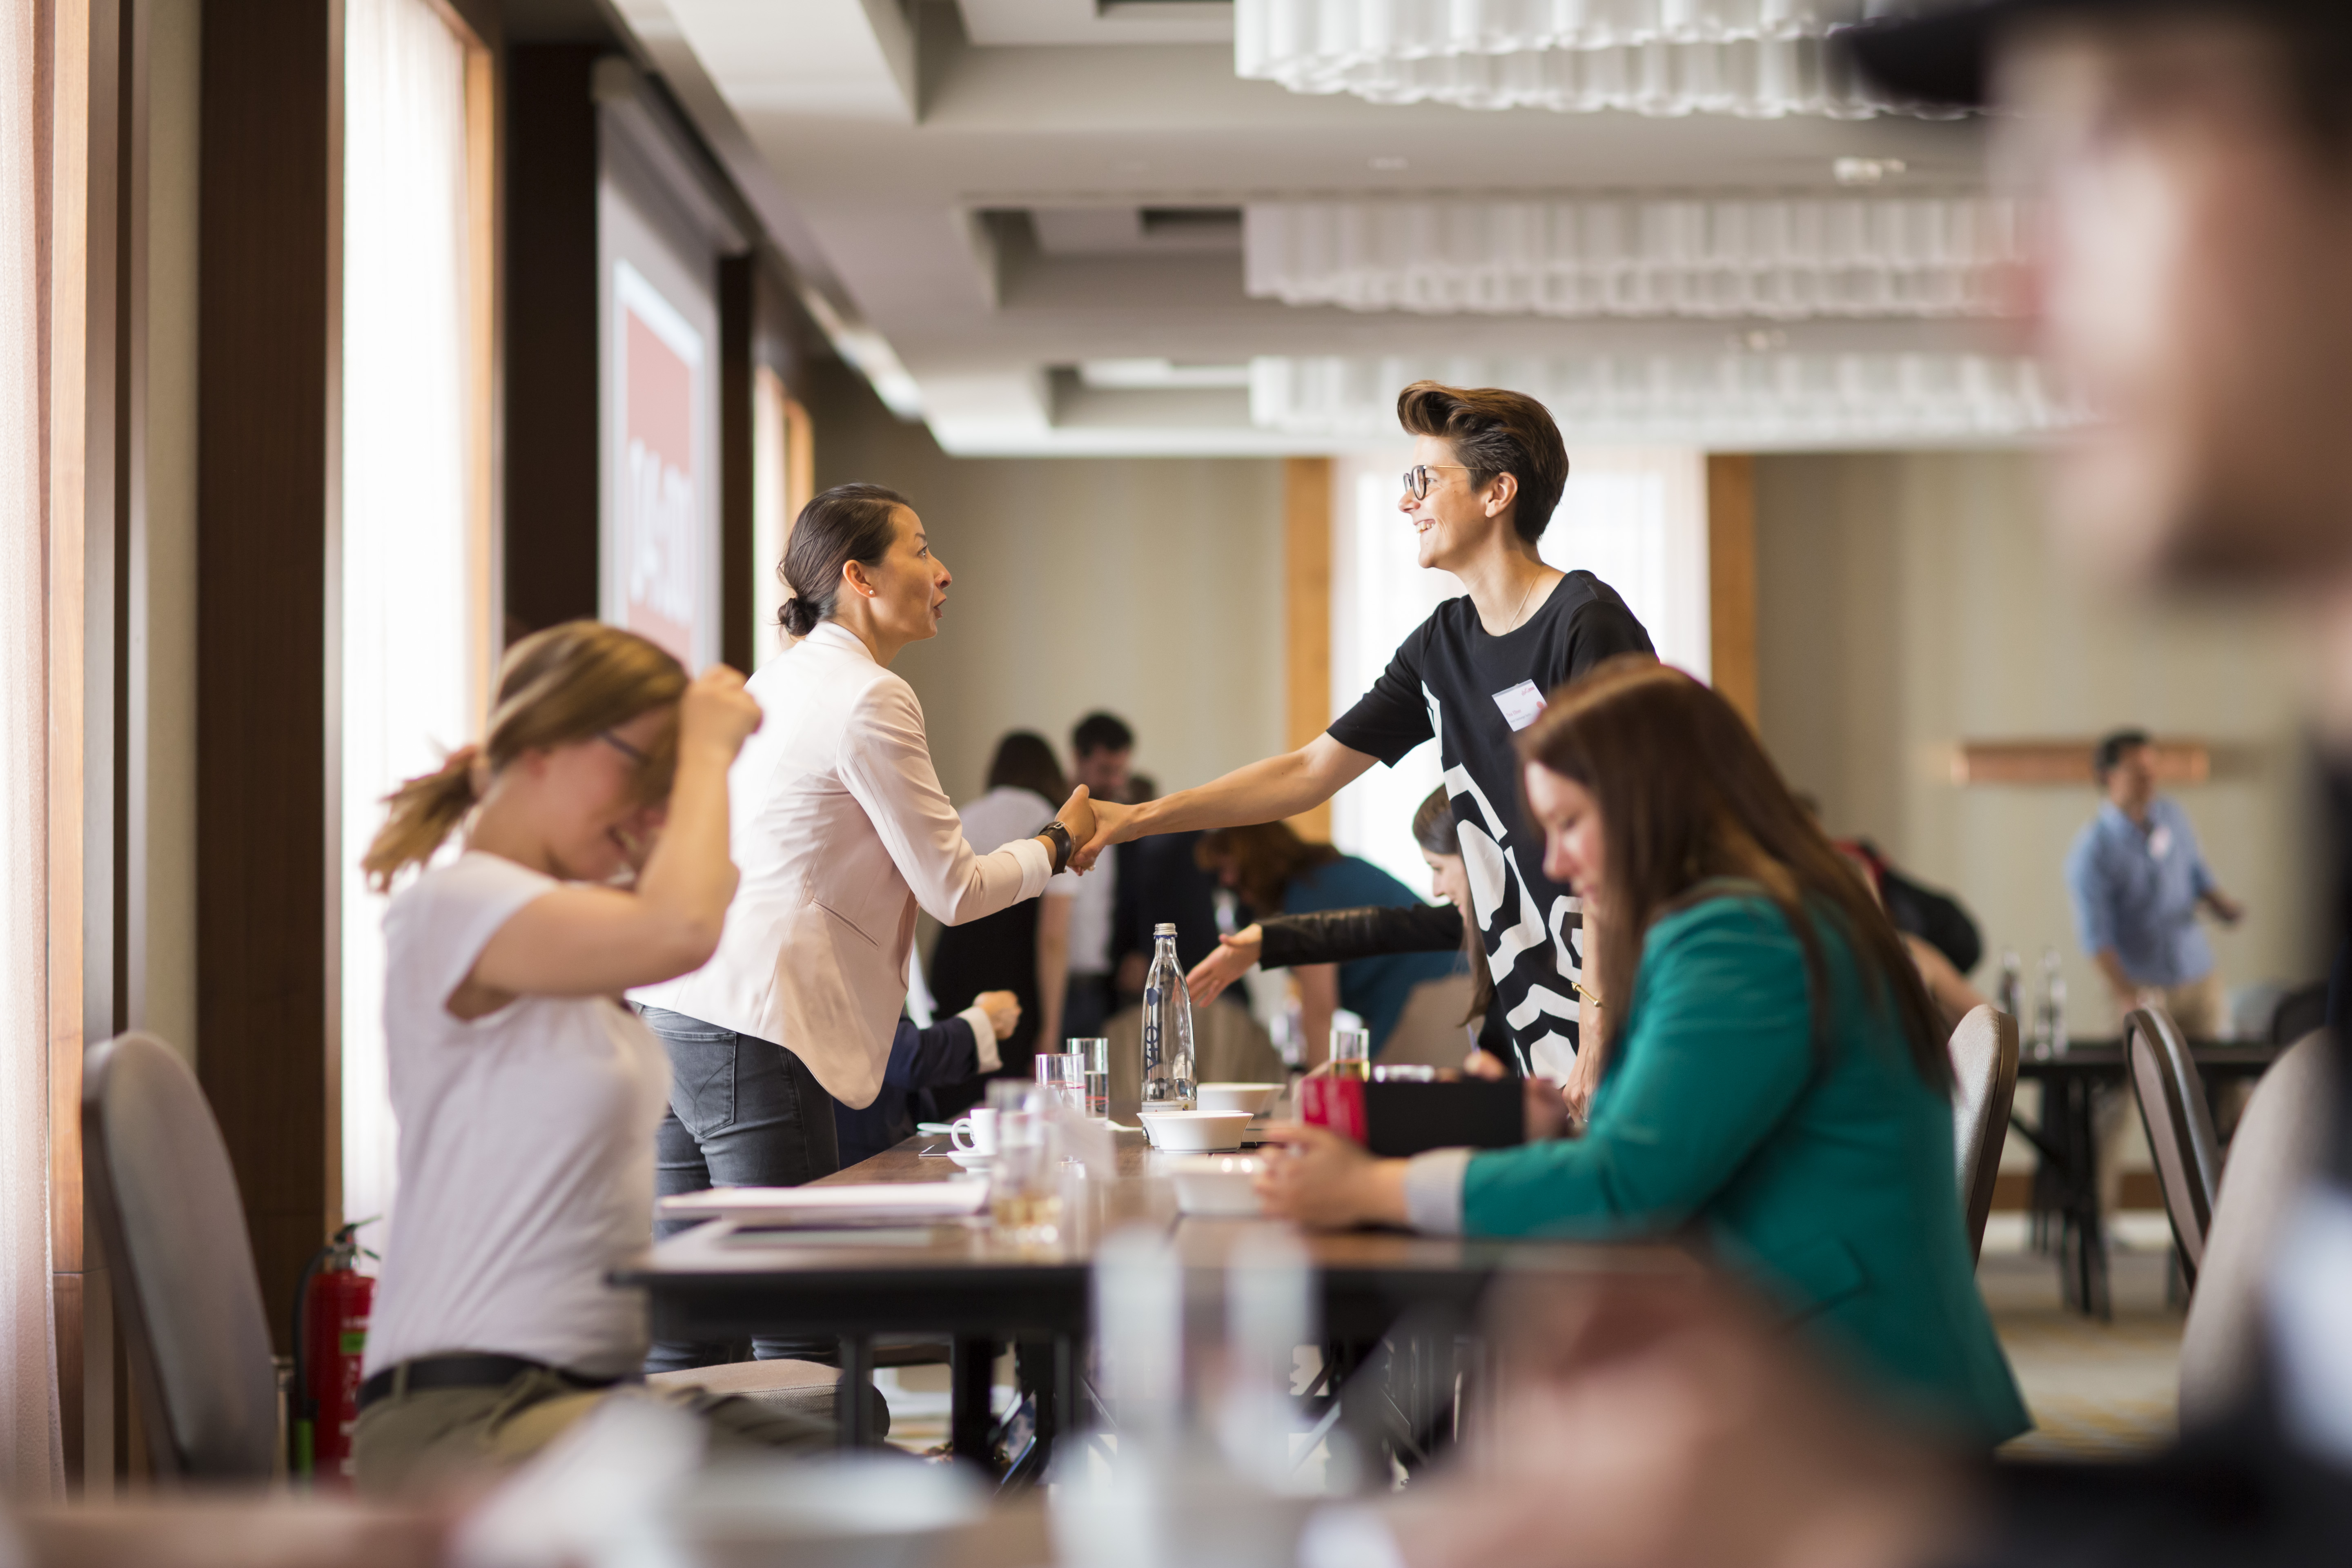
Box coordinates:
[1194,1082,1281,1117]
[1136,1108,1254,1153]
[1166,1155,1267,1217]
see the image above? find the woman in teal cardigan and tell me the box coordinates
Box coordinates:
[1261,657,2029,1448]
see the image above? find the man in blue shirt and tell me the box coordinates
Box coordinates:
[2064,728,2245,1037]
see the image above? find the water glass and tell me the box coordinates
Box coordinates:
[987,1080,1062,1244]
[1071,1036,1111,1118]
[1330,1027,1371,1081]
[1040,1050,1088,1112]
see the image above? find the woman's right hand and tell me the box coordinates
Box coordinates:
[679,665,763,760]
[1186,926,1263,1005]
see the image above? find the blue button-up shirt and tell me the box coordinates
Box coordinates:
[2063,797,2218,987]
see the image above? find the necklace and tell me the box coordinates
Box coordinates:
[1502,568,1548,634]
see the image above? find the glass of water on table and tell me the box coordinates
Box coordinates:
[1068,1037,1110,1117]
[1040,1049,1088,1112]
[987,1079,1062,1243]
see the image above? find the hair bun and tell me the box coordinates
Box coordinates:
[780,597,818,637]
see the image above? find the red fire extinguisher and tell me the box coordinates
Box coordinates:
[292,1221,376,1484]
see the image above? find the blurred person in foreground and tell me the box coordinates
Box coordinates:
[1304,2,2352,1563]
[1263,659,2029,1450]
[2067,727,2245,1035]
[1063,711,1136,1036]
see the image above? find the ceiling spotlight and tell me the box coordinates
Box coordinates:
[1833,157,1906,186]
[1369,155,1408,171]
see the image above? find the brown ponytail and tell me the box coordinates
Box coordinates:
[361,621,689,891]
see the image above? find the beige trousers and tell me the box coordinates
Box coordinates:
[352,1365,842,1498]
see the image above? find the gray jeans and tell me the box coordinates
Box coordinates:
[641,1006,840,1371]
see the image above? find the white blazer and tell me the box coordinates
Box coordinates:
[633,623,1052,1108]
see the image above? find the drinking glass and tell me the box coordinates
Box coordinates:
[1330,1027,1371,1082]
[987,1080,1062,1243]
[1071,1037,1111,1118]
[1040,1050,1088,1112]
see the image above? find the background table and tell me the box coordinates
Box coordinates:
[615,1131,1623,1481]
[2009,1040,2281,1318]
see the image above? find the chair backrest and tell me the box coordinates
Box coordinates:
[2124,1006,2225,1283]
[82,1031,280,1480]
[2179,1030,2332,1427]
[1378,975,1480,1070]
[1947,1005,2020,1263]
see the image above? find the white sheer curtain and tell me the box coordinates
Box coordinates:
[1327,449,1708,891]
[0,0,62,1499]
[342,0,478,1236]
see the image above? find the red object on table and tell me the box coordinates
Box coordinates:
[1297,1076,1367,1143]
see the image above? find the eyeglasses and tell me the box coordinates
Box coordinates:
[1402,463,1471,501]
[598,730,649,766]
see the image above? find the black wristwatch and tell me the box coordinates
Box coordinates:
[1038,819,1074,875]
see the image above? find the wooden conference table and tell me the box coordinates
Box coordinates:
[615,1129,1622,1482]
[2009,1038,2283,1319]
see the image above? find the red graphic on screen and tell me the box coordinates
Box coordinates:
[623,305,697,666]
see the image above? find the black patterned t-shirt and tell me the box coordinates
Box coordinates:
[1325,572,1654,1077]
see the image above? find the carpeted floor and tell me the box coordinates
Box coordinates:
[1981,1214,2186,1462]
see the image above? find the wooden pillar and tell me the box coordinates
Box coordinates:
[196,0,339,1351]
[1707,454,1758,728]
[1283,457,1332,841]
[503,45,600,641]
[718,254,754,672]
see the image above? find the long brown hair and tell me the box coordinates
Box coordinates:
[361,621,690,891]
[1518,657,1948,1090]
[1411,786,1492,1028]
[986,731,1067,804]
[1196,821,1342,917]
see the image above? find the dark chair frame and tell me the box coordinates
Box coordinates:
[2124,1006,2225,1286]
[1954,1006,2021,1263]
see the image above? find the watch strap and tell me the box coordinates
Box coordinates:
[1039,820,1074,875]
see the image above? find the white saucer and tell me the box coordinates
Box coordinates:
[948,1149,994,1171]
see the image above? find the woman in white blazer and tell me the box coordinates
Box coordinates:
[632,483,1096,1372]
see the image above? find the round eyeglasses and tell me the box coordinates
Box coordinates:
[1402,462,1471,501]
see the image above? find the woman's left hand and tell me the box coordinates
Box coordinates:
[1254,1125,1409,1230]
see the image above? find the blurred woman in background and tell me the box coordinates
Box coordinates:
[1193,819,1460,1064]
[1260,659,2027,1448]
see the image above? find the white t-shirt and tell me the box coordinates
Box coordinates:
[364,852,673,1381]
[957,787,1079,902]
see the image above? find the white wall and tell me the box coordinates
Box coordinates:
[1755,451,2324,1038]
[809,365,1287,802]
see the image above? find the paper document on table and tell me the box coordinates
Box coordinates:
[659,1179,990,1225]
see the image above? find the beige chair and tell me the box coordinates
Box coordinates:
[2125,1006,2225,1284]
[1378,975,1481,1070]
[1947,1005,2020,1263]
[2178,1030,2332,1427]
[645,1356,845,1425]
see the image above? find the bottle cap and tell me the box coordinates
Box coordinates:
[1153,922,1177,937]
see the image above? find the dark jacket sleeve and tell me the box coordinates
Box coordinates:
[1257,902,1466,968]
[884,1015,978,1093]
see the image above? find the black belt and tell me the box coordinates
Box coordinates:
[357,1353,628,1413]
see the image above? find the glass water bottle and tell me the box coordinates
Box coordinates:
[1140,922,1196,1109]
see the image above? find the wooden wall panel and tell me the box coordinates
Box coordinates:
[196,0,336,1350]
[503,45,599,641]
[1283,456,1332,842]
[1706,453,1757,726]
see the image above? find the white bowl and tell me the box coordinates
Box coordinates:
[1194,1082,1281,1117]
[1136,1108,1254,1153]
[1166,1155,1267,1216]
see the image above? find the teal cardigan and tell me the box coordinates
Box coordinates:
[1462,888,2030,1446]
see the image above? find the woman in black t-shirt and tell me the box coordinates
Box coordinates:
[1079,381,1652,1100]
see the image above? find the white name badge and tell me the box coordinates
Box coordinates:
[2148,824,2174,860]
[1492,680,1547,732]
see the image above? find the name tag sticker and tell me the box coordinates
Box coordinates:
[1492,680,1547,732]
[2148,824,2174,860]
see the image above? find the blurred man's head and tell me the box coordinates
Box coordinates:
[2094,728,2157,815]
[1070,711,1134,802]
[1854,3,2352,586]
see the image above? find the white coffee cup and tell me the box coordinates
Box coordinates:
[950,1107,998,1157]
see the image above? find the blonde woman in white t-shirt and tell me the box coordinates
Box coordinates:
[349,620,829,1496]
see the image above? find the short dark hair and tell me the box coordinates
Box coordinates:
[780,483,910,638]
[986,731,1066,803]
[1071,711,1134,758]
[1396,381,1571,546]
[2094,728,2153,782]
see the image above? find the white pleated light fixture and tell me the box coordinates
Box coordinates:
[1246,196,2025,319]
[1234,0,1954,119]
[1250,353,2071,448]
